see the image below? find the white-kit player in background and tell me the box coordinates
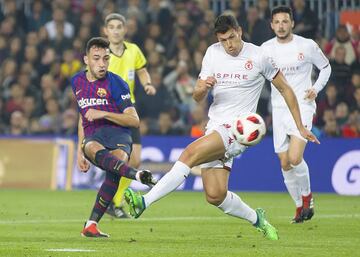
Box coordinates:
[125,14,320,240]
[261,6,331,223]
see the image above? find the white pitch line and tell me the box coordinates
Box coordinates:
[0,214,359,225]
[45,249,95,252]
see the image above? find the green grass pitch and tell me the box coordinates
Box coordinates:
[0,190,359,257]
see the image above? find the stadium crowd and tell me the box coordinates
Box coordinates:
[0,0,359,138]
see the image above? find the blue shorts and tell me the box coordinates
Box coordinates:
[83,126,132,156]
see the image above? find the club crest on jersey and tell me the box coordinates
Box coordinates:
[97,88,107,97]
[298,53,304,61]
[245,60,253,70]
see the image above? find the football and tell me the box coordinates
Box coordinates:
[231,113,266,146]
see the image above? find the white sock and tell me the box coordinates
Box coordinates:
[282,168,302,207]
[143,161,191,208]
[293,159,311,197]
[85,220,97,228]
[217,191,257,224]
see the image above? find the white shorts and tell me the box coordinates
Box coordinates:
[200,121,247,170]
[272,106,314,153]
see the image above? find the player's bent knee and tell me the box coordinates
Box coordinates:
[205,191,227,206]
[289,156,302,166]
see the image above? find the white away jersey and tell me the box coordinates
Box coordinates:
[199,42,279,125]
[261,35,329,110]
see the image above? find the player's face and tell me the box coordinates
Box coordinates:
[271,12,294,40]
[84,46,110,80]
[216,28,243,57]
[104,19,127,44]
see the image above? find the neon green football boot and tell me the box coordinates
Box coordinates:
[255,208,279,240]
[124,188,145,218]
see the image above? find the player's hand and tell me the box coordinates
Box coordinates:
[205,76,217,88]
[299,127,320,144]
[77,153,90,172]
[304,88,317,101]
[144,84,156,95]
[85,109,105,121]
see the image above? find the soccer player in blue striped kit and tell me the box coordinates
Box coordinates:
[72,37,156,237]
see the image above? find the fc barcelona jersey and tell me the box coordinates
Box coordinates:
[71,71,133,137]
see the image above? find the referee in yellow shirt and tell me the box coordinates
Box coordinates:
[103,13,156,218]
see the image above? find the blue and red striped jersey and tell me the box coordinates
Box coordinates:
[71,70,133,137]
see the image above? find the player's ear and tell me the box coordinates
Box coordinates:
[103,26,108,36]
[237,26,242,37]
[83,55,88,65]
[291,20,295,29]
[270,21,275,30]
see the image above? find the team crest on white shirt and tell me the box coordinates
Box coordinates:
[245,60,253,70]
[298,53,304,61]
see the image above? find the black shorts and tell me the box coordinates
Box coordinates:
[83,126,132,156]
[130,126,141,145]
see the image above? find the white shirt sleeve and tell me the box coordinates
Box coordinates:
[198,47,213,80]
[309,40,331,93]
[259,49,279,81]
[309,39,329,70]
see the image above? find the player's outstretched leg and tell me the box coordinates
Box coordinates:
[301,193,314,221]
[254,208,279,240]
[124,188,145,218]
[81,221,109,238]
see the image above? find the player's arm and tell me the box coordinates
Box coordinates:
[272,71,320,144]
[84,107,139,128]
[77,116,90,172]
[305,41,332,101]
[136,67,156,95]
[193,76,216,102]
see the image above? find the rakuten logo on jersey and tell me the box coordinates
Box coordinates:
[121,93,131,100]
[78,98,109,109]
[331,150,360,195]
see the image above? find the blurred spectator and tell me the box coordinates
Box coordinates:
[60,49,82,80]
[335,102,349,128]
[325,25,357,66]
[60,108,78,136]
[189,104,208,138]
[44,8,74,40]
[5,83,24,114]
[9,36,23,64]
[291,0,318,39]
[341,110,360,138]
[36,98,62,134]
[257,0,271,21]
[315,83,339,127]
[329,46,352,91]
[38,47,57,76]
[22,95,39,121]
[136,69,173,120]
[0,58,17,99]
[25,0,51,32]
[5,110,28,136]
[226,0,246,26]
[242,6,272,46]
[150,111,183,135]
[163,60,196,114]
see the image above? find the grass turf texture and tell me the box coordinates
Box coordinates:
[0,190,359,257]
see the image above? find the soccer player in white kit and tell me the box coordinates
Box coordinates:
[261,6,331,223]
[125,14,319,240]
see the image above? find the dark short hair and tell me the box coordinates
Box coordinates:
[214,14,239,34]
[104,13,126,26]
[85,37,110,54]
[271,6,293,21]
